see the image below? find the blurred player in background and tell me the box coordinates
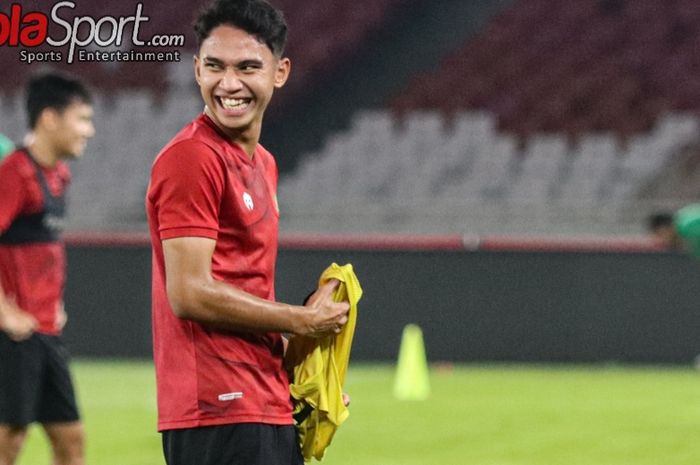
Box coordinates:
[647,211,686,252]
[0,72,94,465]
[146,0,350,464]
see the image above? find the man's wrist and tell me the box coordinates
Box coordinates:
[0,303,8,326]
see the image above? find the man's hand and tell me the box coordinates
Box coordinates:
[297,279,350,337]
[0,299,37,342]
[55,301,67,332]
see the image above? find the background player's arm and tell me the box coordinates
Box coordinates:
[0,158,37,340]
[0,285,37,341]
[55,301,67,332]
[162,236,349,336]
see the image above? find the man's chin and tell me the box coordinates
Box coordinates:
[64,150,84,160]
[212,113,253,135]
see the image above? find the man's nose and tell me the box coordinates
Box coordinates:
[220,69,243,91]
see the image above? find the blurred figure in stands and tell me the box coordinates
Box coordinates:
[647,211,686,252]
[0,71,94,465]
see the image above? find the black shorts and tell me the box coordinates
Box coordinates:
[0,332,80,426]
[162,423,304,465]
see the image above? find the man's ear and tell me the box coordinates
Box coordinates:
[274,57,291,88]
[38,108,61,131]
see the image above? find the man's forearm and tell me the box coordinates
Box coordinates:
[168,276,303,334]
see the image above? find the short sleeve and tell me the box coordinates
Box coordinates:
[148,140,226,240]
[0,156,29,233]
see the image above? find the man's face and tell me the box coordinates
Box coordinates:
[194,25,290,140]
[654,225,678,248]
[50,100,95,159]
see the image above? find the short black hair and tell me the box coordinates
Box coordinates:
[194,0,287,57]
[26,71,92,129]
[648,211,675,231]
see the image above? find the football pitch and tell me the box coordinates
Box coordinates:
[16,360,700,465]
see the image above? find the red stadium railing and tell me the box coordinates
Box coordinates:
[63,231,666,253]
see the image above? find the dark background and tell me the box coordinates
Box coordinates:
[63,244,700,364]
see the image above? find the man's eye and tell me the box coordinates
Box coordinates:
[240,63,262,72]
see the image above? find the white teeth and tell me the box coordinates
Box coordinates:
[220,97,249,110]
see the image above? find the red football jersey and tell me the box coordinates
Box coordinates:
[146,114,292,431]
[0,150,70,335]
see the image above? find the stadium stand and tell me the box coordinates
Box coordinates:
[2,0,699,235]
[277,110,699,235]
[389,0,699,141]
[277,0,700,235]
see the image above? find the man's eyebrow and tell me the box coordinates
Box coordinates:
[202,57,265,67]
[238,59,264,67]
[202,56,224,65]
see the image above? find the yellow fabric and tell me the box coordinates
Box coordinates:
[286,263,363,462]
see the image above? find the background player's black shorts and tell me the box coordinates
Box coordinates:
[0,332,81,426]
[162,423,304,465]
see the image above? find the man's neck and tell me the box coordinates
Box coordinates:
[27,136,60,168]
[235,135,258,160]
[204,107,260,159]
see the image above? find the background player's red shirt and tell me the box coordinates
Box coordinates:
[0,150,70,335]
[147,114,292,431]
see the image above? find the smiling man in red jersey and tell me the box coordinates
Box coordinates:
[0,72,94,465]
[146,1,351,464]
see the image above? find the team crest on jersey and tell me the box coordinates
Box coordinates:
[242,192,254,211]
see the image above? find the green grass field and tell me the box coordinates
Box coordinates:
[16,361,700,465]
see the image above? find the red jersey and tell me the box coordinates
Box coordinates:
[146,113,292,431]
[0,150,70,336]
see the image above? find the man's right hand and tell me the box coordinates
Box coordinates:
[0,300,38,342]
[298,279,350,337]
